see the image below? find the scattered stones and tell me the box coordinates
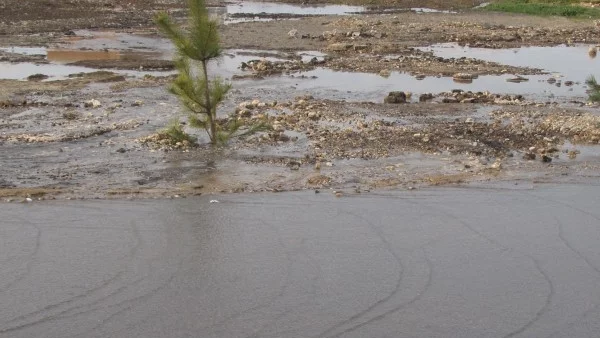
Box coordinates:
[307,174,331,186]
[452,73,474,83]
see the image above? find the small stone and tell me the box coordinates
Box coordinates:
[465,117,475,123]
[84,99,101,108]
[132,100,143,106]
[210,200,220,203]
[542,155,552,163]
[335,192,343,198]
[116,148,126,153]
[523,152,536,160]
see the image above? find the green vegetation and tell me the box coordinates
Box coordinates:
[161,119,197,145]
[586,75,600,102]
[155,0,269,146]
[155,0,231,145]
[483,0,600,18]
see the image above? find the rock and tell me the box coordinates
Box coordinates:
[523,152,536,160]
[84,99,101,108]
[116,147,126,153]
[419,93,434,102]
[465,117,475,123]
[542,155,552,163]
[354,44,369,51]
[288,29,298,38]
[238,109,251,117]
[384,91,407,104]
[132,100,143,106]
[287,160,301,171]
[442,97,459,103]
[461,98,478,104]
[307,111,320,120]
[589,46,597,58]
[506,76,529,83]
[327,43,353,52]
[27,73,49,81]
[379,69,391,78]
[307,174,330,185]
[453,73,474,83]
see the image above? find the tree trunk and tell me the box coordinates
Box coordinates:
[201,59,216,144]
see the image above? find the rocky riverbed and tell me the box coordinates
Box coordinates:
[1,0,600,200]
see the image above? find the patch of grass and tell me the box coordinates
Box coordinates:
[161,119,197,145]
[586,75,600,102]
[483,0,600,18]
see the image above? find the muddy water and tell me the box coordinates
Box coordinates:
[225,1,366,15]
[2,184,600,338]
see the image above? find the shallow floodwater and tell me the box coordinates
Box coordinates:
[421,43,600,82]
[2,184,600,337]
[236,68,587,102]
[225,1,366,15]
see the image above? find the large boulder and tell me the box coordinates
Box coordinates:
[384,91,407,104]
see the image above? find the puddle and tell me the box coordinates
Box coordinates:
[62,30,174,56]
[234,68,586,102]
[0,47,47,56]
[420,43,600,83]
[224,1,365,16]
[0,61,175,81]
[0,62,102,80]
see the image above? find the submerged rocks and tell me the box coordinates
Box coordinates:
[419,93,434,102]
[384,91,407,104]
[452,73,474,83]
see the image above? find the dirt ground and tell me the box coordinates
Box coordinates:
[1,0,600,200]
